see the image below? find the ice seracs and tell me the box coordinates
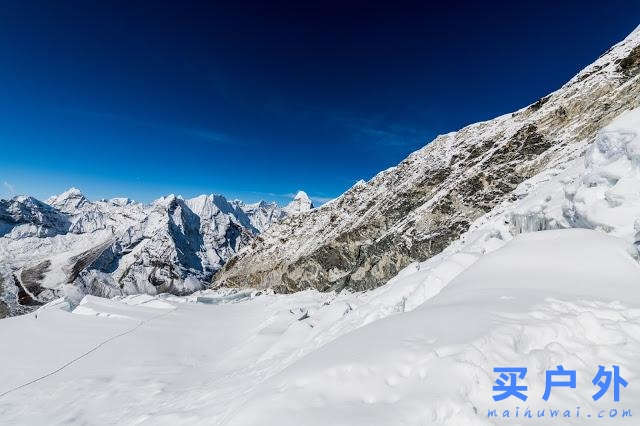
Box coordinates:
[507,107,640,241]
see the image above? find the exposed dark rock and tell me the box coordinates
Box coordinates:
[555,107,568,119]
[15,269,45,307]
[465,140,495,162]
[66,238,116,283]
[618,45,640,77]
[19,260,51,299]
[0,275,7,318]
[0,300,8,319]
[528,95,551,112]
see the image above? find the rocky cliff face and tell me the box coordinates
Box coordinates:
[213,26,640,293]
[0,190,307,316]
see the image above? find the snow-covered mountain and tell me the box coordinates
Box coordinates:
[214,25,640,293]
[231,200,285,233]
[0,190,311,317]
[2,25,640,426]
[3,106,640,423]
[283,190,314,215]
[231,190,314,232]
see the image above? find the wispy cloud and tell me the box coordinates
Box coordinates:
[183,129,230,144]
[242,190,336,206]
[3,181,15,196]
[246,190,290,199]
[60,108,236,145]
[334,114,425,148]
[356,126,415,147]
[257,100,427,149]
[310,195,334,205]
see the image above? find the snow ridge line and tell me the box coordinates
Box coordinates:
[0,307,175,399]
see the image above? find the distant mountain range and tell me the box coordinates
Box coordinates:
[0,188,313,316]
[3,25,640,319]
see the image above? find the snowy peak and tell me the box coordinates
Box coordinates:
[186,194,218,217]
[151,193,180,210]
[231,195,315,233]
[232,199,285,233]
[46,187,90,213]
[106,197,133,206]
[186,193,254,232]
[294,190,310,202]
[49,187,84,200]
[284,190,314,215]
[0,195,70,238]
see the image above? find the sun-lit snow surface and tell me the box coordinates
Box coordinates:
[226,230,640,426]
[221,99,640,426]
[0,230,638,425]
[2,109,640,424]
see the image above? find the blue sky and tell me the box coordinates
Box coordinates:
[1,1,639,205]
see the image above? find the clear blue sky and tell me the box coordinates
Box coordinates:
[1,1,638,205]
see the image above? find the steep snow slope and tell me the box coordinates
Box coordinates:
[0,191,309,317]
[214,25,640,293]
[1,107,640,425]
